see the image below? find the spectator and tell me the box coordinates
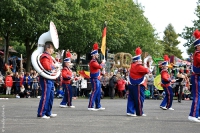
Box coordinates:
[14,73,20,95]
[123,73,129,99]
[19,85,26,98]
[32,78,39,98]
[26,85,32,98]
[183,87,191,100]
[108,72,117,99]
[153,89,159,100]
[0,56,3,74]
[5,72,13,95]
[23,72,32,90]
[100,73,109,97]
[56,87,64,98]
[175,69,186,103]
[19,72,24,88]
[144,88,150,99]
[0,73,4,94]
[116,76,126,98]
[71,72,79,99]
[147,73,154,98]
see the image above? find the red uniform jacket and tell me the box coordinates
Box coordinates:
[129,62,149,86]
[129,63,149,79]
[193,51,200,67]
[161,69,171,88]
[193,50,200,74]
[89,59,102,79]
[5,75,13,87]
[62,66,72,84]
[40,52,54,71]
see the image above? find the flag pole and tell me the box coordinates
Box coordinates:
[101,21,107,62]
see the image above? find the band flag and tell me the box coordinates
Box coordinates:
[101,22,107,57]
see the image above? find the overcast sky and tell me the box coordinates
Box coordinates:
[136,0,198,59]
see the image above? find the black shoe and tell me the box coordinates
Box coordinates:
[178,100,181,103]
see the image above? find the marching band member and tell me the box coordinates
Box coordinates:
[127,47,149,116]
[188,29,200,122]
[159,55,176,110]
[37,41,57,119]
[88,43,105,111]
[59,51,75,108]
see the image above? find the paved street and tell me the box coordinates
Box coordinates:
[0,98,199,133]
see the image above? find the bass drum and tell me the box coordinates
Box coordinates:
[153,74,163,90]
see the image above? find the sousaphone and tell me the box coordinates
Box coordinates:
[31,21,61,79]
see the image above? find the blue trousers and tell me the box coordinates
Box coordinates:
[71,86,77,97]
[37,77,54,117]
[60,84,72,106]
[88,78,101,108]
[189,75,200,118]
[147,85,154,98]
[160,86,173,108]
[127,84,145,116]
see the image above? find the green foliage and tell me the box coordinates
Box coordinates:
[162,24,182,59]
[0,0,164,70]
[10,41,26,58]
[181,1,200,54]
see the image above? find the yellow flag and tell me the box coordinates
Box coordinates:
[101,22,107,57]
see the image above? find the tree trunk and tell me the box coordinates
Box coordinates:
[25,38,31,72]
[24,38,37,72]
[76,52,81,65]
[26,53,32,72]
[4,35,9,64]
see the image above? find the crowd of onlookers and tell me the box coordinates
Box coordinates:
[0,62,193,101]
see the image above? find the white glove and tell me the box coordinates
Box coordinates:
[102,59,106,64]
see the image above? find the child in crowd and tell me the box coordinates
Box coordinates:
[5,72,13,95]
[19,85,26,98]
[32,78,39,98]
[153,89,160,100]
[144,88,150,99]
[183,86,191,100]
[56,87,64,98]
[26,85,31,98]
[116,76,126,98]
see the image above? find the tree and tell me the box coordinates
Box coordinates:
[181,1,200,55]
[161,24,182,58]
[59,0,163,63]
[0,0,27,63]
[13,0,67,71]
[1,0,164,71]
[10,41,26,58]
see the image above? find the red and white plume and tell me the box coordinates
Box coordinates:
[193,29,200,39]
[66,51,71,58]
[163,54,169,62]
[93,43,99,50]
[135,47,142,55]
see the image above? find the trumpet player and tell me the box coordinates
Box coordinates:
[37,41,57,119]
[188,29,200,122]
[159,55,176,110]
[59,51,75,108]
[88,43,105,111]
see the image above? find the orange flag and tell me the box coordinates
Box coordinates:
[101,22,107,57]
